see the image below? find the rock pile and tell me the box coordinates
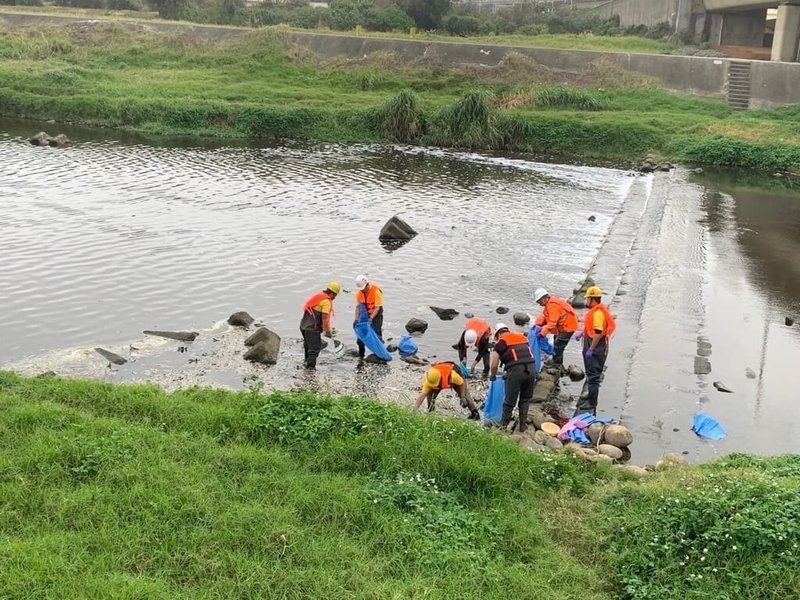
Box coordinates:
[29,132,71,148]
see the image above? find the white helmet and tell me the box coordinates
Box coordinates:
[355,275,369,290]
[464,329,478,345]
[534,288,549,302]
[493,322,509,336]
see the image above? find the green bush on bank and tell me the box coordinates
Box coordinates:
[670,135,800,171]
[1,372,799,599]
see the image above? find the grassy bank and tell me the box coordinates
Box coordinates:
[1,372,799,599]
[1,23,799,170]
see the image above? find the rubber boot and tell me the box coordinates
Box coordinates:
[468,409,480,421]
[517,404,529,433]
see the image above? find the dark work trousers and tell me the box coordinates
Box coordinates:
[357,310,384,358]
[301,328,322,369]
[576,336,608,415]
[501,363,536,427]
[457,334,490,373]
[552,332,574,367]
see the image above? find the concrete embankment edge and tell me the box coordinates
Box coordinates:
[2,10,800,108]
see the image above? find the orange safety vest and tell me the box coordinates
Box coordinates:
[355,283,382,314]
[584,303,617,340]
[433,362,457,390]
[542,297,579,335]
[464,318,491,341]
[496,331,534,367]
[303,292,334,317]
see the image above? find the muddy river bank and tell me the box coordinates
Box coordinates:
[2,118,799,464]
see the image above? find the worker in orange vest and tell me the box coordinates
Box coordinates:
[414,362,480,420]
[490,323,536,432]
[456,317,492,375]
[299,281,340,370]
[354,275,384,360]
[575,286,617,416]
[533,288,579,369]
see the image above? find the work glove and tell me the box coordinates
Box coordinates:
[584,348,594,360]
[574,331,584,342]
[489,375,496,382]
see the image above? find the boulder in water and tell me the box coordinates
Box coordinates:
[495,306,509,315]
[29,132,50,146]
[144,330,199,342]
[604,425,633,449]
[244,327,281,350]
[379,216,417,241]
[587,422,605,445]
[95,347,127,365]
[243,337,280,365]
[464,312,474,319]
[430,306,459,321]
[228,311,255,328]
[48,134,71,148]
[693,356,711,375]
[387,343,398,353]
[598,444,623,460]
[405,318,428,334]
[513,312,530,326]
[786,317,794,327]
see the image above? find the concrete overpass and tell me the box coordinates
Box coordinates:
[703,0,800,61]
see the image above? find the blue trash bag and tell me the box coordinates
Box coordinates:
[483,378,505,426]
[529,325,555,374]
[692,413,727,440]
[397,335,418,358]
[353,305,392,362]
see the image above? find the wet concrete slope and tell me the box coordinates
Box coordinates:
[598,169,800,464]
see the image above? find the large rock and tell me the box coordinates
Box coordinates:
[533,430,549,445]
[379,215,417,241]
[694,356,711,375]
[604,425,633,449]
[29,131,50,146]
[519,438,545,453]
[244,327,281,352]
[405,318,428,334]
[589,454,614,465]
[566,364,585,382]
[543,436,563,452]
[662,452,688,466]
[243,338,280,365]
[513,312,530,326]
[530,406,556,429]
[495,306,509,314]
[430,306,459,321]
[228,311,255,328]
[532,379,556,403]
[587,422,606,445]
[143,330,199,342]
[94,347,127,365]
[598,444,623,460]
[48,134,71,148]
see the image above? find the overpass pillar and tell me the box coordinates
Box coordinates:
[771,4,800,61]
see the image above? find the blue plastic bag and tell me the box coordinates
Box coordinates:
[483,379,505,426]
[353,305,392,362]
[692,413,727,440]
[397,335,418,358]
[529,325,555,374]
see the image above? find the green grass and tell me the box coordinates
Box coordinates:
[1,372,799,599]
[0,23,799,170]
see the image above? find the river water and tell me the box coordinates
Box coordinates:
[1,118,799,464]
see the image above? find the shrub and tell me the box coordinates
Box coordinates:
[106,0,145,10]
[426,89,505,150]
[289,5,329,29]
[54,0,105,8]
[361,4,414,32]
[376,89,423,142]
[442,14,486,37]
[533,86,606,111]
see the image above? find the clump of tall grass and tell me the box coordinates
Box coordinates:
[533,86,606,111]
[589,57,657,90]
[376,90,423,142]
[426,89,505,150]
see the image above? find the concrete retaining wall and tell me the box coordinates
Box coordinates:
[1,11,799,108]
